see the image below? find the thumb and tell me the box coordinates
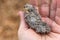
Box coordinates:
[18,11,28,31]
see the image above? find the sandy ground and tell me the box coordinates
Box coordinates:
[0,0,28,40]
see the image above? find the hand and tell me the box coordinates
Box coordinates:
[18,0,60,40]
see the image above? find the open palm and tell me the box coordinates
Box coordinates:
[18,0,60,40]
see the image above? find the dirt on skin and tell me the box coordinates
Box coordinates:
[0,0,28,40]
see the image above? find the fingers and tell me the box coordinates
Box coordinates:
[49,0,57,20]
[56,8,60,17]
[39,0,50,17]
[29,0,58,19]
[55,0,60,25]
[42,17,60,33]
[55,16,60,25]
[56,0,60,17]
[29,0,50,17]
[57,0,60,8]
[18,11,28,31]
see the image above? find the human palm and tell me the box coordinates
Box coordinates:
[18,0,60,40]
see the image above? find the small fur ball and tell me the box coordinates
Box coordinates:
[24,3,51,34]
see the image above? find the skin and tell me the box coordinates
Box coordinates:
[18,0,60,40]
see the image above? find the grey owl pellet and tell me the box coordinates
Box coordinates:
[24,3,51,34]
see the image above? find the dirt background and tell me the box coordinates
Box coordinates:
[0,0,28,40]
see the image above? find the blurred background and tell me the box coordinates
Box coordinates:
[0,0,29,40]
